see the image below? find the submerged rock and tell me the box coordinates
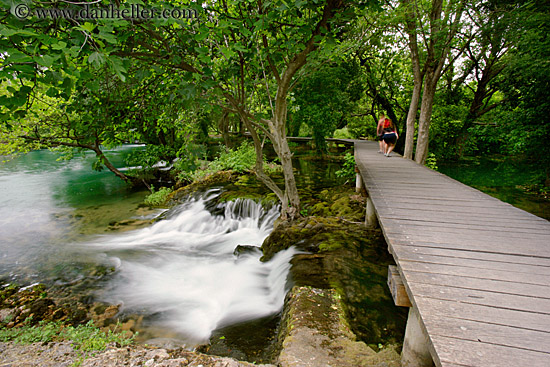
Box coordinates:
[233,245,262,258]
[261,216,375,261]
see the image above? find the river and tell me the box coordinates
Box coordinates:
[2,146,547,355]
[0,147,336,352]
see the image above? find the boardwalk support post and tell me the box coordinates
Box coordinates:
[387,266,412,307]
[365,197,377,228]
[402,306,434,367]
[355,165,363,193]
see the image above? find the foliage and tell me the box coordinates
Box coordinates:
[291,60,363,153]
[0,319,134,350]
[428,103,468,160]
[178,142,257,183]
[425,153,438,170]
[144,186,173,207]
[498,0,550,183]
[125,145,176,173]
[64,320,134,352]
[333,127,355,140]
[0,0,368,219]
[213,142,257,173]
[1,0,549,210]
[0,319,61,344]
[335,153,356,180]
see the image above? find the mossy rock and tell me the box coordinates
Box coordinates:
[303,187,365,222]
[168,171,240,204]
[261,216,375,261]
[277,286,402,367]
[261,217,407,347]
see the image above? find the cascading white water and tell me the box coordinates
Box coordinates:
[86,189,297,346]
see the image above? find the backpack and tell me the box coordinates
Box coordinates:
[383,119,391,129]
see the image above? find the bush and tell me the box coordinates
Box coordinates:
[144,186,173,206]
[177,142,259,183]
[215,141,256,172]
[335,153,356,180]
[333,127,354,139]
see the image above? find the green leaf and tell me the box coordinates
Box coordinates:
[78,22,96,34]
[194,27,209,41]
[33,55,56,67]
[51,41,67,50]
[109,56,127,82]
[98,32,117,44]
[88,52,105,67]
[234,43,247,52]
[5,51,32,63]
[0,27,18,37]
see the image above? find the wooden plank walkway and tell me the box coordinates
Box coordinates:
[354,141,550,367]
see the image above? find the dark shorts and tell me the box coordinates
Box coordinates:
[383,133,397,145]
[377,134,384,141]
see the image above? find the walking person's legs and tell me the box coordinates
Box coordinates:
[386,143,396,157]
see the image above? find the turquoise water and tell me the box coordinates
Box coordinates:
[0,147,342,352]
[0,146,149,283]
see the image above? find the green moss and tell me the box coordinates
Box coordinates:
[318,241,343,252]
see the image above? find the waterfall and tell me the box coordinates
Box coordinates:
[86,190,296,347]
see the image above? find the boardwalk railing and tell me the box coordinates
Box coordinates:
[354,140,550,367]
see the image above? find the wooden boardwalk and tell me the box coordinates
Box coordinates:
[353,141,550,367]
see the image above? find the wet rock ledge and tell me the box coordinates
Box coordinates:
[0,286,400,367]
[277,286,400,367]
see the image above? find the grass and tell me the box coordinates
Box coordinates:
[0,320,135,366]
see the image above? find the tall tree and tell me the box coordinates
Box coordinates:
[0,0,361,221]
[398,0,468,163]
[450,0,512,157]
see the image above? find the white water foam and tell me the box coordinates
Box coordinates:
[86,190,297,346]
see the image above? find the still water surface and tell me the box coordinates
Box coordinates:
[438,157,549,220]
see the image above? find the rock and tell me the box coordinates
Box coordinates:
[261,215,408,346]
[28,298,55,323]
[143,338,187,350]
[233,245,261,258]
[276,286,401,367]
[0,308,15,323]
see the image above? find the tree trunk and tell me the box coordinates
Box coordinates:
[218,110,231,147]
[402,0,424,160]
[414,72,438,165]
[92,145,130,182]
[272,85,300,221]
[404,80,422,159]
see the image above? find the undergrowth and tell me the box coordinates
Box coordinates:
[0,320,135,366]
[178,141,281,183]
[144,185,173,206]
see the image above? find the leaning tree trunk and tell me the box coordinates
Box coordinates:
[271,84,300,221]
[91,144,130,182]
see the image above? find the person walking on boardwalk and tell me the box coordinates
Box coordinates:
[376,114,386,153]
[381,117,398,157]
